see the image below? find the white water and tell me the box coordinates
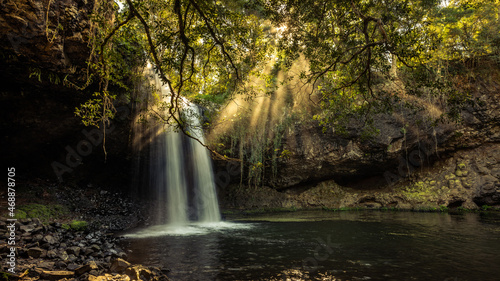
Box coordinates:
[165,130,189,225]
[187,104,222,223]
[125,221,254,238]
[138,64,221,226]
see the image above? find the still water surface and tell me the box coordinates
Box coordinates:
[122,211,500,281]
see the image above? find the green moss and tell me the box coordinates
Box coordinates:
[16,204,69,222]
[399,181,440,203]
[445,174,456,180]
[439,205,449,212]
[62,220,88,231]
[457,163,466,170]
[415,206,438,212]
[14,210,27,219]
[69,220,88,231]
[457,206,471,212]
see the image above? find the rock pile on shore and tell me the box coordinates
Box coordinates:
[0,217,169,281]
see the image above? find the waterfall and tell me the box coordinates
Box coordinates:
[165,129,189,225]
[186,104,222,223]
[133,64,221,225]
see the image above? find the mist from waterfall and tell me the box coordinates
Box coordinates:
[132,64,221,226]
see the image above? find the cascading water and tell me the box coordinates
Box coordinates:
[186,104,221,223]
[164,129,189,225]
[133,64,220,226]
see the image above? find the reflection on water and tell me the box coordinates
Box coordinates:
[121,211,500,281]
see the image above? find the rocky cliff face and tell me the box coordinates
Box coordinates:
[0,0,95,81]
[271,87,500,190]
[221,143,500,210]
[0,0,132,189]
[219,73,500,210]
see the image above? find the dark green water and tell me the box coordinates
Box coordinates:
[122,211,500,281]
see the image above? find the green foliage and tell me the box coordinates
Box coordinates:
[28,67,71,87]
[75,91,117,127]
[262,0,443,127]
[214,102,300,187]
[29,67,42,82]
[257,0,497,134]
[132,0,270,123]
[73,1,146,128]
[426,0,500,63]
[481,205,492,211]
[2,271,12,280]
[73,0,500,169]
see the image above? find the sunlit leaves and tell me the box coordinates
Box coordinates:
[75,92,117,128]
[130,0,270,114]
[426,0,500,62]
[260,0,444,130]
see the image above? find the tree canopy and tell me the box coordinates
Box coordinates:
[77,0,499,152]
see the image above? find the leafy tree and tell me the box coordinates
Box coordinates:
[427,0,500,64]
[81,0,498,161]
[74,0,269,158]
[127,0,268,154]
[259,0,444,129]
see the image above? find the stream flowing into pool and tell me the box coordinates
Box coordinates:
[122,211,500,281]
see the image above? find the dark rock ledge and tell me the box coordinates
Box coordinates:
[0,217,169,281]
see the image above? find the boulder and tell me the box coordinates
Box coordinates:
[90,244,101,252]
[59,251,69,261]
[32,234,43,242]
[19,224,35,233]
[125,265,152,281]
[47,249,58,258]
[43,235,58,245]
[32,226,44,234]
[67,263,80,271]
[27,247,44,258]
[38,261,55,270]
[66,246,81,256]
[75,261,99,275]
[110,258,131,273]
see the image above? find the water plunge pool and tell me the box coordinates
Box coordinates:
[121,211,500,280]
